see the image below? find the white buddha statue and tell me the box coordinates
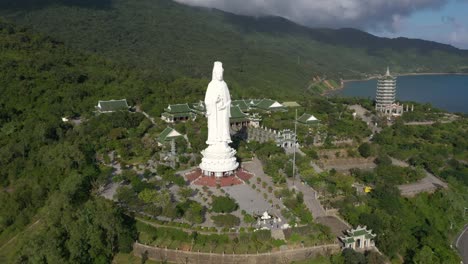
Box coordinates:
[205,61,232,145]
[199,62,238,177]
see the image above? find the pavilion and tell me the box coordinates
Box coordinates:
[96,99,129,113]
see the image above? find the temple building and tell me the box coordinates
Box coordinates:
[247,127,297,150]
[297,113,320,125]
[161,104,196,123]
[96,99,129,113]
[157,127,183,146]
[230,106,252,129]
[276,129,297,148]
[282,101,301,108]
[375,68,403,115]
[340,225,376,250]
[231,100,252,112]
[254,99,287,112]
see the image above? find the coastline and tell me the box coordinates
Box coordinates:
[323,72,468,96]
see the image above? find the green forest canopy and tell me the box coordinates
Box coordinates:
[1,0,468,98]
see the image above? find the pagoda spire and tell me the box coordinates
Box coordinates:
[386,66,390,76]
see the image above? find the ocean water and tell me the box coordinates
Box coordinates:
[338,74,468,113]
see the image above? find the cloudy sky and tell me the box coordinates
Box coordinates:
[174,0,468,49]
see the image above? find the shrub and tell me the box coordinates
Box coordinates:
[358,143,372,158]
[375,154,392,166]
[210,196,238,213]
[211,214,240,228]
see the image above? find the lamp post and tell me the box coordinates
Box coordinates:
[292,109,297,187]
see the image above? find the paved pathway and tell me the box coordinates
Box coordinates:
[404,114,457,126]
[223,185,280,217]
[287,179,326,219]
[391,158,448,197]
[242,158,277,190]
[455,225,468,264]
[100,182,120,201]
[348,104,381,133]
[135,105,157,125]
[310,160,324,173]
[244,157,327,219]
[315,216,350,237]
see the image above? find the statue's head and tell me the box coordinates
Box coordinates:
[212,61,224,81]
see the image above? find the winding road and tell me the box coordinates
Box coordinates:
[456,225,468,264]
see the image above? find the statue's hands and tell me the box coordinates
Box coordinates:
[218,103,227,111]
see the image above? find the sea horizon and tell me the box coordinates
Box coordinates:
[336,74,468,113]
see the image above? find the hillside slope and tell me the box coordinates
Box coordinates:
[0,20,145,262]
[1,0,468,96]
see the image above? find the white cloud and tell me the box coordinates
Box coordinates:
[449,26,468,47]
[173,0,450,32]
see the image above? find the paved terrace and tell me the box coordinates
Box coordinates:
[392,158,448,197]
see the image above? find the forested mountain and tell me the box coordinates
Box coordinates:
[1,0,468,96]
[0,20,163,262]
[0,7,467,262]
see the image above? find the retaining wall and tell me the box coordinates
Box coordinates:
[133,242,340,264]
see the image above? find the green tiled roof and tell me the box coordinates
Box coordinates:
[165,104,192,113]
[230,106,248,119]
[158,127,182,143]
[161,112,194,118]
[282,101,301,107]
[249,99,261,106]
[230,106,249,122]
[97,99,129,112]
[191,102,206,113]
[342,237,355,243]
[350,229,369,237]
[297,113,319,124]
[231,100,250,111]
[255,99,285,110]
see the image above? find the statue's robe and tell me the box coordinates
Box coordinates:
[205,80,231,144]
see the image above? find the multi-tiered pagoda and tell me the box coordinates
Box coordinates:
[375,67,403,115]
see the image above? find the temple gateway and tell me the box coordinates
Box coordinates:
[340,225,376,250]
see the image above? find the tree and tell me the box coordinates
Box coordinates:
[211,214,240,228]
[358,143,372,158]
[18,198,136,263]
[210,196,238,213]
[365,250,387,264]
[138,189,159,203]
[138,189,170,207]
[178,187,193,202]
[342,248,366,264]
[375,154,392,166]
[184,201,205,224]
[413,246,440,264]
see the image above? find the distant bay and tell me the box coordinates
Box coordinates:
[336,74,468,113]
